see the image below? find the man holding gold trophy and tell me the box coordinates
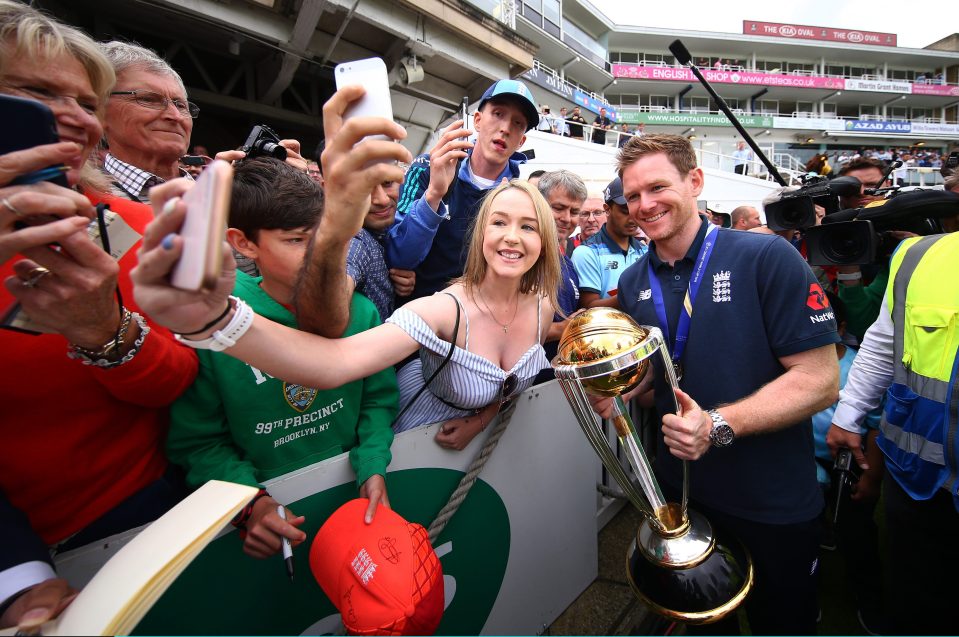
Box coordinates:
[554,134,839,635]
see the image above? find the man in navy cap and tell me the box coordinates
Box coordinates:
[571,176,647,306]
[386,79,539,300]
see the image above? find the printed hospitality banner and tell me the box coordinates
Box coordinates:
[844,120,912,133]
[520,67,615,119]
[844,78,913,94]
[742,20,896,47]
[618,111,773,127]
[613,64,957,98]
[772,116,846,131]
[910,121,959,135]
[612,64,843,90]
[911,83,959,97]
[521,66,575,100]
[573,89,617,119]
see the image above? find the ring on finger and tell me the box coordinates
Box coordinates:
[22,266,51,288]
[2,197,23,218]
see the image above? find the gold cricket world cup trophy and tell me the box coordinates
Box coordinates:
[552,307,753,624]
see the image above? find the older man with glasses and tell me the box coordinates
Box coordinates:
[566,194,606,253]
[99,41,197,202]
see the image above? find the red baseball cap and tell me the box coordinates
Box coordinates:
[309,499,444,636]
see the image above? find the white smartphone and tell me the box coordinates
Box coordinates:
[171,160,232,292]
[461,96,471,133]
[334,57,394,142]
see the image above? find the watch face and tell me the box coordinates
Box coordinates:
[711,424,735,447]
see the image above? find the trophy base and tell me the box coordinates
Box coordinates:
[626,510,753,625]
[638,506,713,568]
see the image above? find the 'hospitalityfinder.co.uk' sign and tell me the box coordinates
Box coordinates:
[618,111,773,127]
[743,20,897,47]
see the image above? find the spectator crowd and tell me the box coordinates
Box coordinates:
[2,2,959,636]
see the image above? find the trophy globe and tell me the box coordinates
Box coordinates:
[553,307,753,624]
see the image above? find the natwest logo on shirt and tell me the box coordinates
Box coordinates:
[806,283,829,311]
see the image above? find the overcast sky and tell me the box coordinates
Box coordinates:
[587,0,957,50]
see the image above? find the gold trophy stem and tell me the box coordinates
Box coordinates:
[611,396,672,530]
[659,341,691,520]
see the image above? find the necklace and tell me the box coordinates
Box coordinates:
[476,288,519,334]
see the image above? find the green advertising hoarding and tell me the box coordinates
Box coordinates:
[133,469,510,636]
[618,112,773,127]
[52,382,601,635]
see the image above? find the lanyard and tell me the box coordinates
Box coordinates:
[647,224,718,365]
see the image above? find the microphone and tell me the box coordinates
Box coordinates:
[668,40,786,186]
[864,160,901,195]
[668,40,692,65]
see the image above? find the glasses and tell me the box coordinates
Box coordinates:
[0,81,99,116]
[580,211,606,219]
[110,90,199,118]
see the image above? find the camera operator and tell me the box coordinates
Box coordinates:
[827,171,959,635]
[833,158,909,343]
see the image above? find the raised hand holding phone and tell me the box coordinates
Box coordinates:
[131,178,236,336]
[424,118,473,211]
[461,96,470,132]
[171,160,232,291]
[318,83,409,243]
[334,57,395,145]
[0,94,69,189]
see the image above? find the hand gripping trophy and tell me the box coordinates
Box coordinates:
[552,307,753,624]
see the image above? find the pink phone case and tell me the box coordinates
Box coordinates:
[171,160,233,291]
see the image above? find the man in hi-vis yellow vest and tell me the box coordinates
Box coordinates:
[828,173,959,635]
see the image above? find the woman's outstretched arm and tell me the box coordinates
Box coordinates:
[132,180,420,389]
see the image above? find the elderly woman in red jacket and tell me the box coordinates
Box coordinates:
[0,1,198,628]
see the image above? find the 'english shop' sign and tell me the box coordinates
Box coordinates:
[611,64,843,90]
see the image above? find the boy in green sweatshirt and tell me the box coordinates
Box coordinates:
[168,158,397,559]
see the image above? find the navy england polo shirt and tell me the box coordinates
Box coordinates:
[617,218,839,525]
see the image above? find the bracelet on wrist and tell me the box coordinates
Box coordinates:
[175,296,254,351]
[231,488,270,529]
[836,271,862,281]
[68,308,147,368]
[177,300,234,336]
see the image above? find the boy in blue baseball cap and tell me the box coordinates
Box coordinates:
[385,79,539,300]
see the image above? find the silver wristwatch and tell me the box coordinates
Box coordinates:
[707,409,735,447]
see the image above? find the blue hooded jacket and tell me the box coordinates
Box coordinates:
[386,149,525,301]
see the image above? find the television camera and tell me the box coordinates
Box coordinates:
[765,176,959,266]
[663,38,959,269]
